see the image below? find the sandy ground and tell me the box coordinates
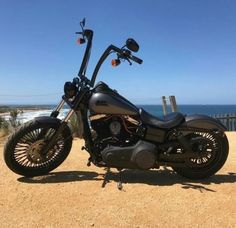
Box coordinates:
[0,132,235,228]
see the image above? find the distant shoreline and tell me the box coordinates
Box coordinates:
[0,105,55,109]
[0,109,46,117]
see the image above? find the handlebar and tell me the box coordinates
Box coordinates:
[75,29,93,38]
[77,29,93,77]
[129,54,143,64]
[117,48,143,65]
[90,44,143,87]
[76,22,143,87]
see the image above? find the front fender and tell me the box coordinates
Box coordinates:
[34,116,73,139]
[184,114,227,132]
[34,116,62,125]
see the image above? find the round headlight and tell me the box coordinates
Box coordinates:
[64,82,77,98]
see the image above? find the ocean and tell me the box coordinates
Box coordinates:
[139,105,236,116]
[2,105,236,123]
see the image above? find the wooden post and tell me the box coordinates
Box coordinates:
[162,96,167,115]
[169,95,178,112]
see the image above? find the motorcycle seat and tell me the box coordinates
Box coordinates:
[139,109,185,129]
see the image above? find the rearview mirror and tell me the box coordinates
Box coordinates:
[126,38,139,52]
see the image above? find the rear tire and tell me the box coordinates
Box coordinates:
[4,118,73,177]
[172,132,229,179]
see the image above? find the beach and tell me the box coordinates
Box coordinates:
[0,109,41,117]
[0,109,68,124]
[0,132,235,227]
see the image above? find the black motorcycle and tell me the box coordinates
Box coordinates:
[4,19,229,187]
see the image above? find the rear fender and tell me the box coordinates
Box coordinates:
[184,114,227,132]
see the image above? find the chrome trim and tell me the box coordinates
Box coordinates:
[55,100,65,112]
[126,116,139,125]
[63,109,75,122]
[89,114,108,121]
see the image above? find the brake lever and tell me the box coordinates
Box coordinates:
[121,49,132,65]
[117,52,132,65]
[125,57,132,65]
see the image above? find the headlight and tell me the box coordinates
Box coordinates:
[64,81,77,98]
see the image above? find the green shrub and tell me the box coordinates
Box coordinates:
[0,109,21,137]
[0,116,9,128]
[9,109,21,128]
[0,116,10,137]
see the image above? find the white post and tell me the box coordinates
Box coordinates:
[169,95,177,112]
[162,96,167,115]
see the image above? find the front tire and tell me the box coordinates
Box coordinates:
[4,118,73,177]
[172,132,229,179]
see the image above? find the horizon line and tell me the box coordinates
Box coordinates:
[1,103,236,106]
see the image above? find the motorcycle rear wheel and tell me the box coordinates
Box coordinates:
[172,132,229,179]
[4,119,72,177]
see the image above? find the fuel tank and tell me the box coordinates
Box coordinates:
[89,82,138,115]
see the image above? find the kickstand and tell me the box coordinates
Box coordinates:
[117,169,123,190]
[101,167,110,188]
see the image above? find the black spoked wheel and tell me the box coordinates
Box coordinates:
[4,118,73,177]
[185,132,218,167]
[172,131,229,179]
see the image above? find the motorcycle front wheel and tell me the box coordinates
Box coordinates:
[172,131,229,179]
[4,118,73,177]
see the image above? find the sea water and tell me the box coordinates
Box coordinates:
[139,105,236,116]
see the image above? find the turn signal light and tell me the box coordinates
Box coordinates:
[111,59,121,67]
[77,38,85,45]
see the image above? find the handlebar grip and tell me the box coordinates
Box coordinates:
[130,55,143,64]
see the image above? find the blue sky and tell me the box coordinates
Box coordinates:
[0,0,236,105]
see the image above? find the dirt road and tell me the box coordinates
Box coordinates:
[0,133,235,227]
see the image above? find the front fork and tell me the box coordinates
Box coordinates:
[50,99,76,122]
[41,99,76,154]
[46,99,93,154]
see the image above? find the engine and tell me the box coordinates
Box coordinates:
[90,114,139,147]
[90,114,158,169]
[101,140,157,169]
